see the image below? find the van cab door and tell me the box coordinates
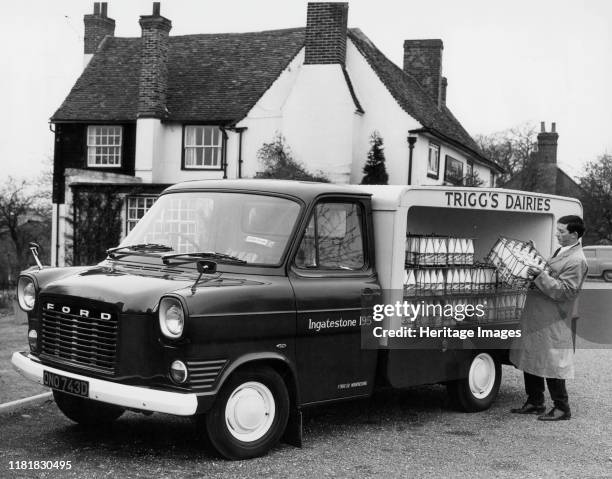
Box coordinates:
[289,198,380,405]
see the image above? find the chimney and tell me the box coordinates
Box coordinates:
[305,3,349,65]
[537,121,559,164]
[138,2,172,118]
[441,77,447,106]
[83,2,115,64]
[403,39,444,107]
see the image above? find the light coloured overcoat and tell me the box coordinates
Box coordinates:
[510,243,588,379]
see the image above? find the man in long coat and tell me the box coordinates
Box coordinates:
[509,215,588,421]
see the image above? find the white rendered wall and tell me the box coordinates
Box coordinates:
[135,118,164,182]
[281,63,356,183]
[150,123,229,183]
[345,39,420,185]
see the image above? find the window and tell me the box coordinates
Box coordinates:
[184,126,223,169]
[87,126,122,167]
[444,155,464,185]
[295,202,365,270]
[427,142,440,178]
[126,196,156,234]
[466,160,474,179]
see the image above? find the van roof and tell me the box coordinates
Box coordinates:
[162,180,582,214]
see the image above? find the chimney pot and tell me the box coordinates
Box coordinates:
[153,2,161,16]
[552,122,556,133]
[84,2,115,56]
[540,121,545,132]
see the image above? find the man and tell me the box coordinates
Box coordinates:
[509,215,588,421]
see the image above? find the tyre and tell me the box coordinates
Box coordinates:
[53,390,124,426]
[205,366,289,460]
[447,352,501,412]
[603,271,612,282]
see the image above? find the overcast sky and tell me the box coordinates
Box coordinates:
[2,0,611,181]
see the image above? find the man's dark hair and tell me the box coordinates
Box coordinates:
[558,215,585,238]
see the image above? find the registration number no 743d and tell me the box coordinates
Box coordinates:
[43,371,89,398]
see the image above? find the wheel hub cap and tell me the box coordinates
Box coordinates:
[469,354,495,399]
[225,382,275,442]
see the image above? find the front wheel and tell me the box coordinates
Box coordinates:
[205,367,289,460]
[603,271,612,282]
[53,390,125,426]
[447,352,501,412]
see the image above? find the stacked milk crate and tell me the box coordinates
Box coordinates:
[484,237,551,322]
[404,234,499,324]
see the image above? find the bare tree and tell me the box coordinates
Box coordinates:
[0,176,52,276]
[475,123,538,186]
[578,154,612,244]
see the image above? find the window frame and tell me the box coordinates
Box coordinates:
[181,125,224,171]
[292,198,370,275]
[86,125,123,168]
[125,195,157,236]
[444,155,464,186]
[427,142,440,179]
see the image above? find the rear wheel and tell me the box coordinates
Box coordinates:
[205,367,289,460]
[447,352,501,412]
[53,390,124,426]
[603,271,612,282]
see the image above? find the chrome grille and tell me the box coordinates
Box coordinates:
[40,297,118,375]
[186,359,227,391]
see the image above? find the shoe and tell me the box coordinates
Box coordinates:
[537,407,571,421]
[510,402,546,414]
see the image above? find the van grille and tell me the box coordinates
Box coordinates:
[40,297,118,375]
[186,359,227,391]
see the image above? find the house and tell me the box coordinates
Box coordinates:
[50,1,502,266]
[504,122,583,198]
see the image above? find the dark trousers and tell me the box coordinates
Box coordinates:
[524,372,570,412]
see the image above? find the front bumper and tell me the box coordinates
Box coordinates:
[11,351,199,416]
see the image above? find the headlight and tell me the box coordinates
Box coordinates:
[28,329,38,351]
[18,277,36,312]
[159,297,185,339]
[169,360,188,384]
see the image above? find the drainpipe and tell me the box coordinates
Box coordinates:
[220,127,228,179]
[236,128,246,178]
[407,134,417,185]
[55,204,60,266]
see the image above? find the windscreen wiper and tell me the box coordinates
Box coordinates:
[106,243,174,259]
[161,251,247,265]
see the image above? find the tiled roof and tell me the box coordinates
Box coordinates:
[348,29,500,171]
[52,28,305,123]
[52,25,498,170]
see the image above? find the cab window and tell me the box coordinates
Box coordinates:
[295,202,365,270]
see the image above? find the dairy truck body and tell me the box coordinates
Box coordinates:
[12,180,582,459]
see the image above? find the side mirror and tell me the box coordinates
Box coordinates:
[28,242,43,270]
[192,260,217,294]
[197,260,217,274]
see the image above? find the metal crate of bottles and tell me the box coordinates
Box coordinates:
[405,234,474,266]
[403,264,497,297]
[485,237,550,290]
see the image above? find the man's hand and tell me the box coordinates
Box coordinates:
[528,266,543,277]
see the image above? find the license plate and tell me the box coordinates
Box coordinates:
[43,371,89,398]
